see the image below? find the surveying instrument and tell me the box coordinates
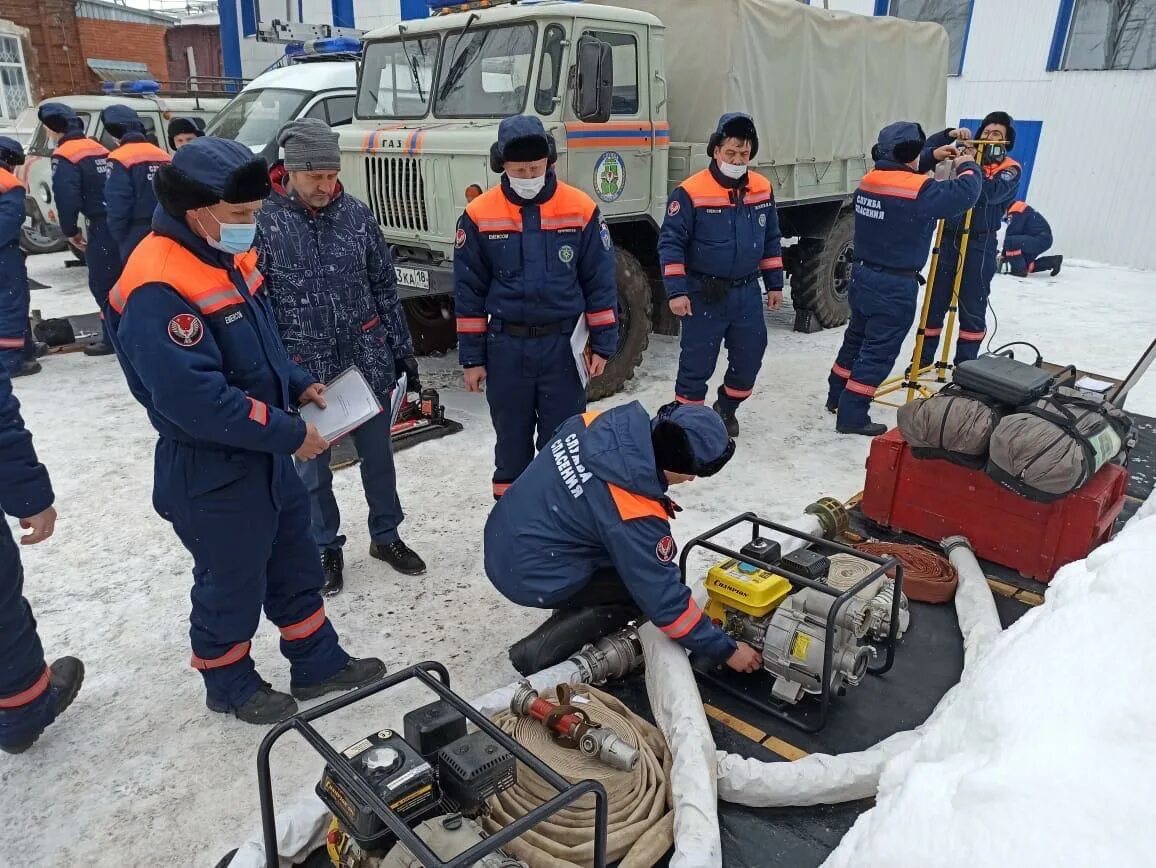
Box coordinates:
[872,139,1010,408]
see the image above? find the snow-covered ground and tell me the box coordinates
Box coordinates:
[3,252,1154,867]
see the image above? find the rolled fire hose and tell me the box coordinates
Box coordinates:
[852,542,958,604]
[484,685,674,868]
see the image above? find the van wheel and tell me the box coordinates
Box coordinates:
[790,208,854,328]
[587,247,651,401]
[403,297,457,356]
[21,222,67,255]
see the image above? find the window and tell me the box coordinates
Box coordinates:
[0,35,31,122]
[434,24,536,118]
[98,113,160,150]
[1055,0,1156,70]
[535,24,566,115]
[306,95,355,126]
[880,1,975,75]
[357,36,439,119]
[205,88,311,148]
[28,112,93,157]
[585,30,639,114]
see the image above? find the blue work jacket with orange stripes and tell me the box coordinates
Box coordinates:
[484,401,737,663]
[107,210,314,457]
[946,155,1021,236]
[104,134,170,249]
[852,158,983,273]
[1005,200,1051,241]
[50,133,111,237]
[657,164,784,298]
[453,171,618,367]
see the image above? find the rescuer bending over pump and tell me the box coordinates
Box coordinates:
[484,400,764,677]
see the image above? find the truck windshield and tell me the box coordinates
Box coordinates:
[358,36,439,119]
[206,88,309,149]
[434,24,536,118]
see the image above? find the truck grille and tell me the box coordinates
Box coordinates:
[364,155,430,233]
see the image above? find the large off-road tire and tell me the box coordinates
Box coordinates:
[403,296,457,356]
[790,208,854,328]
[20,221,67,255]
[587,247,652,401]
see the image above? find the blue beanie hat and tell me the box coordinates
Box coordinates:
[101,104,144,139]
[153,136,270,216]
[651,402,735,477]
[0,136,24,168]
[38,102,83,135]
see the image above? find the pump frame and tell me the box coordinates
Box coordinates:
[256,661,610,868]
[680,512,904,732]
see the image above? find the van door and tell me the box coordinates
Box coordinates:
[563,23,651,219]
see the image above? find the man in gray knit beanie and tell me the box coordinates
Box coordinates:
[276,118,343,208]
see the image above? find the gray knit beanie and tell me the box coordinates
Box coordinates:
[277,118,341,171]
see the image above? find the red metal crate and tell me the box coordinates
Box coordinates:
[860,428,1128,582]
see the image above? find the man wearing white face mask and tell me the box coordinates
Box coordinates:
[454,115,618,500]
[658,113,784,438]
[105,137,386,726]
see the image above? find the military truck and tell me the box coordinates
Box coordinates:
[342,0,948,397]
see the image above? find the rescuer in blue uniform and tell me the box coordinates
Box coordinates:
[0,137,40,378]
[658,113,784,438]
[38,102,119,357]
[167,116,204,150]
[920,111,1022,367]
[486,400,764,677]
[826,122,982,436]
[0,365,85,754]
[454,115,618,500]
[102,105,171,260]
[106,137,384,725]
[1002,200,1062,277]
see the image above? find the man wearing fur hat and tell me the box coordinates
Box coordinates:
[105,136,385,725]
[454,115,618,501]
[101,105,171,259]
[256,118,426,595]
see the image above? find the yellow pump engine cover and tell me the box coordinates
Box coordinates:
[704,558,792,621]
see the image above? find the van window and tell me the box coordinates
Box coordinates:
[98,113,160,150]
[28,112,92,156]
[206,88,311,148]
[585,31,639,115]
[358,36,439,119]
[434,24,536,118]
[306,95,355,127]
[535,25,566,115]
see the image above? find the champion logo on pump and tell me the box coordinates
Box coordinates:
[667,200,680,217]
[656,535,677,563]
[167,313,203,348]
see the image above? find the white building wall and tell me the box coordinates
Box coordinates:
[822,0,1156,269]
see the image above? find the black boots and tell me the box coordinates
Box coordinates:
[291,657,387,701]
[837,420,888,437]
[712,401,740,438]
[83,341,115,357]
[321,548,344,597]
[208,682,298,725]
[508,605,639,677]
[1,657,85,754]
[11,360,41,378]
[370,540,427,576]
[1034,255,1063,276]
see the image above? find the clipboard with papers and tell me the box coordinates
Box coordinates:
[299,367,393,444]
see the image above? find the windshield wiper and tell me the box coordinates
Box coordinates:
[438,13,483,102]
[396,24,426,102]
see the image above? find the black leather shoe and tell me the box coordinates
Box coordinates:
[11,360,41,378]
[825,404,837,415]
[370,540,426,576]
[1,656,85,754]
[207,682,297,725]
[83,341,115,357]
[712,401,740,438]
[836,421,888,437]
[321,548,344,597]
[291,657,387,701]
[33,341,49,358]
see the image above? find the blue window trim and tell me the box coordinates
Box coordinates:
[874,1,975,75]
[331,0,355,29]
[240,0,257,38]
[874,0,889,15]
[1047,0,1077,71]
[220,0,242,81]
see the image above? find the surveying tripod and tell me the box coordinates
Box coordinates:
[872,139,1007,407]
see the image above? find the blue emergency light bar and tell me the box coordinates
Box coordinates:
[101,79,161,95]
[285,36,363,58]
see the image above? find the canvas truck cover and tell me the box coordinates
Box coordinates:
[609,0,949,166]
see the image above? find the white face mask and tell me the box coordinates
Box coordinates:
[716,159,748,181]
[508,174,546,200]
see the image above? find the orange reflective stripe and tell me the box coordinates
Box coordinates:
[236,251,264,295]
[0,667,51,708]
[760,257,783,270]
[1008,200,1028,215]
[247,397,268,425]
[1004,249,1023,257]
[679,169,732,208]
[493,481,511,497]
[923,327,942,337]
[585,308,616,327]
[0,337,25,348]
[831,363,851,379]
[982,156,1020,179]
[538,182,597,229]
[660,599,703,640]
[607,483,668,521]
[723,384,753,399]
[675,394,704,405]
[109,141,171,169]
[280,607,326,641]
[466,187,523,233]
[859,169,928,200]
[456,317,488,334]
[111,234,248,315]
[958,330,986,341]
[0,167,25,194]
[190,641,251,671]
[54,138,109,163]
[846,380,877,397]
[664,264,686,277]
[580,410,602,426]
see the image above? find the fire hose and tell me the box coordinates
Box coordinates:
[485,685,674,868]
[853,542,959,603]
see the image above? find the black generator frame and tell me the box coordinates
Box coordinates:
[256,661,610,868]
[680,512,904,732]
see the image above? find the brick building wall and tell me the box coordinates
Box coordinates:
[76,18,171,88]
[166,25,223,86]
[3,0,87,99]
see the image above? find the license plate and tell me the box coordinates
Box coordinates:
[395,266,430,290]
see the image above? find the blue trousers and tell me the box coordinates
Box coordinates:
[675,283,767,413]
[0,245,33,376]
[153,441,350,709]
[84,218,121,343]
[295,409,404,552]
[921,232,999,367]
[0,517,57,749]
[1004,232,1053,276]
[827,267,918,428]
[486,328,585,498]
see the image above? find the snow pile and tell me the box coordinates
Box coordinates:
[823,498,1156,868]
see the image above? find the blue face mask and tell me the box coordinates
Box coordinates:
[201,210,257,254]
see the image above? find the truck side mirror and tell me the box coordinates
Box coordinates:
[571,37,613,123]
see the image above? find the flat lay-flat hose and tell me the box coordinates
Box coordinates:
[484,685,673,868]
[853,542,959,603]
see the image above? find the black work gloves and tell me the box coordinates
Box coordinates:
[395,355,421,392]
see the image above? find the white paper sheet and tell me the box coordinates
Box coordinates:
[1075,375,1114,393]
[389,372,407,426]
[299,367,382,443]
[571,319,590,388]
